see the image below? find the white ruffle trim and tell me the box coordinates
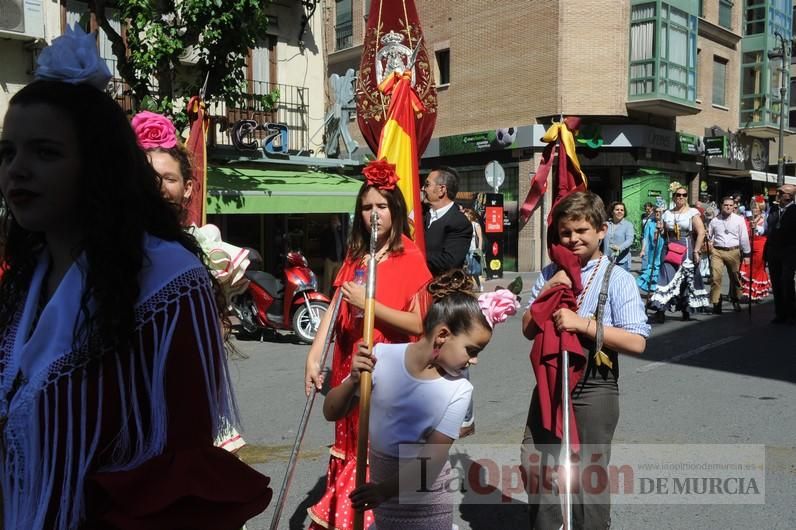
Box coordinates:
[651,263,710,309]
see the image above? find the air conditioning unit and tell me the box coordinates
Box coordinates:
[0,0,44,40]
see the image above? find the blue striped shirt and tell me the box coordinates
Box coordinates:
[528,257,651,338]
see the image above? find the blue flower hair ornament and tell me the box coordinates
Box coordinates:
[35,24,111,91]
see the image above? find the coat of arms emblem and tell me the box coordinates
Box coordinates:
[375,31,415,86]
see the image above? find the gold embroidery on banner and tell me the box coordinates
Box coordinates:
[357,23,437,122]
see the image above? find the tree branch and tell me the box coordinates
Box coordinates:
[91,0,146,106]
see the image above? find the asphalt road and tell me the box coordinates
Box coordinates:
[229,282,795,530]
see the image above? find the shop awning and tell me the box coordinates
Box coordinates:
[750,170,796,186]
[206,166,363,214]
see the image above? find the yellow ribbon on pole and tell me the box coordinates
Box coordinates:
[541,120,588,189]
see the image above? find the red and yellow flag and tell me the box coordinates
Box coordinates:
[357,0,437,254]
[377,72,426,253]
[356,0,437,155]
[185,96,209,226]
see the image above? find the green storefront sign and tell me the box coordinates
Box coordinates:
[677,132,700,154]
[704,136,727,157]
[438,129,516,156]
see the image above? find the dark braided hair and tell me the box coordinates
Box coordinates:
[423,269,490,339]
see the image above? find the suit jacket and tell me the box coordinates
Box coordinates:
[424,205,473,276]
[764,203,796,262]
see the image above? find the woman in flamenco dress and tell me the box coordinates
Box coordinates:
[304,160,433,530]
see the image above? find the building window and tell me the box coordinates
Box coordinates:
[741,51,765,124]
[713,57,727,106]
[435,49,450,86]
[745,0,766,35]
[718,0,732,29]
[628,2,697,102]
[629,3,656,97]
[769,0,792,38]
[66,1,90,32]
[251,37,275,95]
[335,0,353,50]
[789,77,796,127]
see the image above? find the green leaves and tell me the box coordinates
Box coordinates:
[99,0,271,124]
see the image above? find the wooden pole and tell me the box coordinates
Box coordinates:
[269,290,343,530]
[353,209,380,530]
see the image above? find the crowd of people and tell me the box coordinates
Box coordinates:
[635,185,795,326]
[1,26,792,530]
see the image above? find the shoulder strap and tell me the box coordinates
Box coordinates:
[593,259,616,356]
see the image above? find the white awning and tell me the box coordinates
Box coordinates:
[749,170,796,185]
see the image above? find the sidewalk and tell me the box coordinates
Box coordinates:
[482,270,541,303]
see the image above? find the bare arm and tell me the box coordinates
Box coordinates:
[522,308,540,340]
[323,342,373,421]
[304,290,338,395]
[323,377,359,421]
[692,214,706,257]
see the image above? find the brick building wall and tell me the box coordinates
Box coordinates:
[678,3,743,137]
[418,0,560,136]
[559,0,630,117]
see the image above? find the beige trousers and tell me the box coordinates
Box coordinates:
[710,247,741,304]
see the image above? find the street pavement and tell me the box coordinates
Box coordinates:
[229,271,795,530]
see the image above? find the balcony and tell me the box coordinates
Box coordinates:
[208,81,310,155]
[335,21,353,51]
[626,66,700,116]
[627,2,699,117]
[103,59,135,115]
[107,76,135,115]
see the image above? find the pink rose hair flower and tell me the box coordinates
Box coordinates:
[478,289,520,328]
[362,158,399,190]
[131,111,178,150]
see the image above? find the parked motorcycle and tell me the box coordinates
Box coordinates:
[232,250,329,344]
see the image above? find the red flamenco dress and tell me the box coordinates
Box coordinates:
[739,217,772,301]
[308,235,432,530]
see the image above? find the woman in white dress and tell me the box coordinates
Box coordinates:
[649,187,709,322]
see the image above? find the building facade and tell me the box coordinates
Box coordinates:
[0,1,360,275]
[324,0,795,272]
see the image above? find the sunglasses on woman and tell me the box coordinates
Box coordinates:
[674,193,688,197]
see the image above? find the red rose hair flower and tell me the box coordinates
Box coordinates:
[363,159,399,190]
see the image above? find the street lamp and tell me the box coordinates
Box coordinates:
[767,31,791,187]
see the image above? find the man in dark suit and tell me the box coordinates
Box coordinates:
[422,166,472,276]
[764,184,796,324]
[422,166,476,437]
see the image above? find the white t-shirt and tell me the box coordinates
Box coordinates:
[368,343,473,458]
[662,207,700,232]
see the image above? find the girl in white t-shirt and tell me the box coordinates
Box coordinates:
[323,276,518,530]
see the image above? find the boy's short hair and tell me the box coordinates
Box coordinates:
[549,191,608,244]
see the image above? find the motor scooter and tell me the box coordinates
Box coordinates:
[232,250,329,343]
